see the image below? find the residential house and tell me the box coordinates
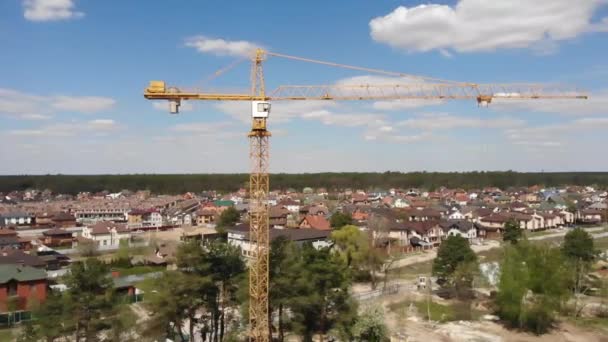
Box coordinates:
[401,208,442,222]
[580,209,603,224]
[227,224,331,259]
[299,215,331,230]
[51,212,77,228]
[269,206,289,228]
[0,213,33,227]
[403,221,443,246]
[448,209,465,220]
[278,198,300,213]
[196,207,217,225]
[73,206,129,224]
[439,220,477,241]
[81,222,130,248]
[394,198,410,209]
[128,209,163,229]
[351,193,368,205]
[0,264,47,314]
[42,228,73,247]
[0,250,47,269]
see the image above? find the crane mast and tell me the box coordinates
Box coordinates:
[248,49,271,342]
[143,48,587,341]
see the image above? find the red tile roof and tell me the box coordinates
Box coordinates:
[300,215,331,231]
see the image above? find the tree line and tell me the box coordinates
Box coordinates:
[2,171,608,194]
[20,234,389,341]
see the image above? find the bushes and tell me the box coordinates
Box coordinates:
[495,243,570,334]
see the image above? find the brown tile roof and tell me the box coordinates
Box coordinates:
[0,229,17,237]
[300,215,331,230]
[89,221,128,235]
[0,250,46,268]
[43,228,72,236]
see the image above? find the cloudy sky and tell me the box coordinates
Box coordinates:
[1,0,607,174]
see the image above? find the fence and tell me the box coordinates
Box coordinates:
[353,284,400,301]
[0,311,32,327]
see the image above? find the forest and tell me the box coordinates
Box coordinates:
[1,171,608,194]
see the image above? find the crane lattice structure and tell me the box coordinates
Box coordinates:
[144,48,587,341]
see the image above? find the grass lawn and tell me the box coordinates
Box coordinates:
[135,276,162,293]
[391,260,432,279]
[0,328,17,340]
[388,299,485,322]
[594,237,608,250]
[113,265,165,276]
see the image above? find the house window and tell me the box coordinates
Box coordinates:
[8,281,17,296]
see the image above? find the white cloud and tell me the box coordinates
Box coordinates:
[370,0,607,54]
[216,100,338,124]
[301,110,386,127]
[7,119,120,137]
[185,36,260,57]
[397,113,524,130]
[23,0,84,22]
[51,96,116,113]
[505,116,608,147]
[0,88,115,120]
[373,99,444,110]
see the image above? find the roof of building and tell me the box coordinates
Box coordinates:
[52,211,75,221]
[0,236,20,246]
[0,250,46,268]
[88,221,129,235]
[229,224,331,242]
[0,228,17,237]
[0,264,47,283]
[213,200,235,207]
[43,227,72,236]
[438,220,476,233]
[300,215,331,230]
[402,221,440,234]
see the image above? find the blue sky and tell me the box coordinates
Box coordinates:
[1,0,607,174]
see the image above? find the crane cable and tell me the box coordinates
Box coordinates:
[266,51,476,86]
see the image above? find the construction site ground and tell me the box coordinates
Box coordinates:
[359,226,608,342]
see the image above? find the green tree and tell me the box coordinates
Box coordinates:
[562,228,596,316]
[269,237,300,341]
[65,258,115,341]
[432,235,477,287]
[562,228,595,262]
[330,212,353,229]
[144,271,212,341]
[351,305,389,342]
[290,245,357,342]
[503,219,522,245]
[217,206,240,228]
[174,240,245,341]
[331,225,385,289]
[331,225,369,268]
[496,243,570,334]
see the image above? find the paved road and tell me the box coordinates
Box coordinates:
[389,226,607,270]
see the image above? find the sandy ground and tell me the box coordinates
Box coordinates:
[379,291,608,342]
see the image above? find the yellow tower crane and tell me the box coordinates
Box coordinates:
[144,48,587,341]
